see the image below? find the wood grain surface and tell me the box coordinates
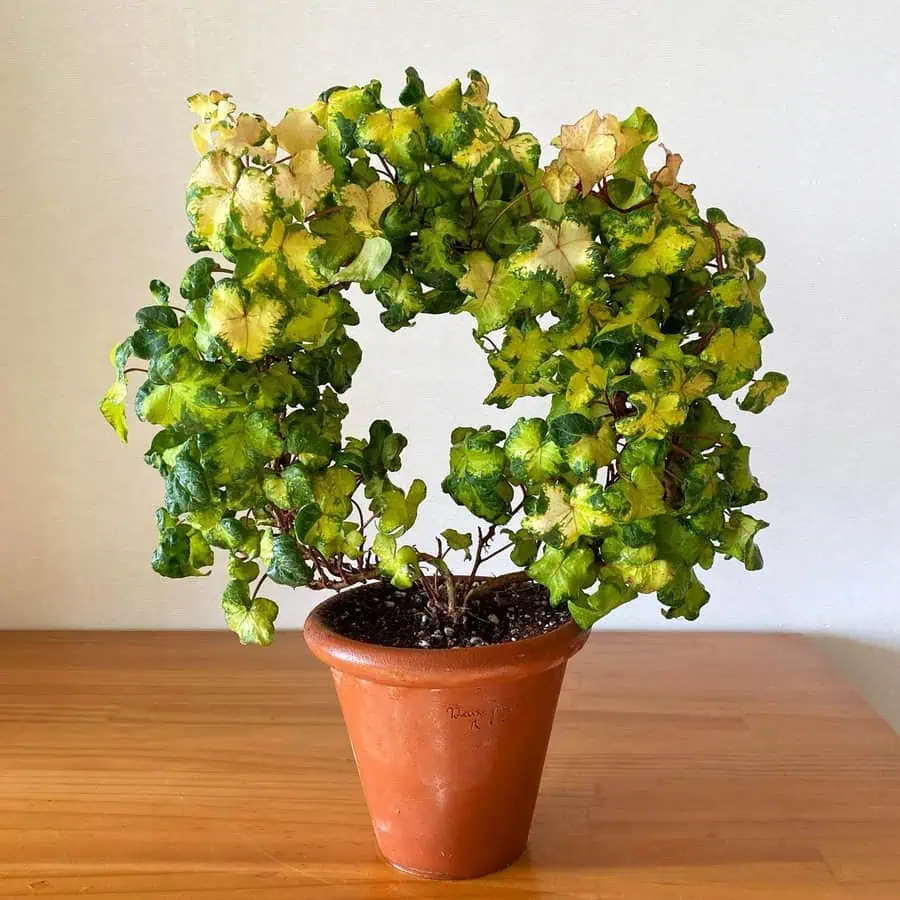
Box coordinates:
[1,631,898,899]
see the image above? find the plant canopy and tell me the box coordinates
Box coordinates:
[101,71,787,645]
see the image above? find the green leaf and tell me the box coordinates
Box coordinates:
[442,425,513,524]
[505,418,565,484]
[739,372,788,413]
[528,545,597,606]
[398,66,426,106]
[375,479,426,536]
[485,321,558,409]
[149,279,170,305]
[409,218,467,290]
[441,529,473,559]
[658,568,710,620]
[601,465,667,523]
[701,327,762,397]
[718,511,768,570]
[720,443,768,507]
[330,236,392,284]
[623,224,695,277]
[548,413,593,448]
[222,580,279,646]
[615,392,686,440]
[457,252,524,336]
[523,481,613,547]
[372,533,420,588]
[564,422,617,478]
[267,533,313,586]
[151,509,212,578]
[356,106,426,175]
[228,555,260,583]
[312,466,358,519]
[263,464,315,510]
[568,574,637,628]
[180,258,218,300]
[507,528,539,567]
[198,411,283,481]
[163,446,212,515]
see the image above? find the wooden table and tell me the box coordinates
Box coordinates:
[1,632,899,898]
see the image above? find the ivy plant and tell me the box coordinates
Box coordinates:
[100,71,787,645]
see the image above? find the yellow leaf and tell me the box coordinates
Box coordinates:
[207,281,284,360]
[340,182,397,236]
[99,377,128,442]
[187,91,236,155]
[281,229,328,290]
[186,152,276,250]
[542,159,579,204]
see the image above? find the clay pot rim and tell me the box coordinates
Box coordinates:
[303,581,590,688]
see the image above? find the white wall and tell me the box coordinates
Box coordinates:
[3,1,899,723]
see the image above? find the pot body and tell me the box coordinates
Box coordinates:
[304,589,589,879]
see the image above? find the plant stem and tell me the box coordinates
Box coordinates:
[418,553,457,616]
[251,573,269,601]
[375,154,398,186]
[123,367,147,376]
[351,498,367,533]
[478,188,531,246]
[479,542,514,564]
[305,205,340,222]
[702,219,726,272]
[465,570,531,604]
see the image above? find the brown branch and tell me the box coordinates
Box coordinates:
[305,205,340,223]
[479,542,514,564]
[465,570,532,604]
[702,219,726,273]
[375,154,398,186]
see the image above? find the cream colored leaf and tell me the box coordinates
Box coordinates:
[187,90,235,121]
[542,159,579,204]
[552,110,621,192]
[187,91,236,155]
[273,108,326,155]
[510,219,599,288]
[215,113,274,161]
[273,151,334,217]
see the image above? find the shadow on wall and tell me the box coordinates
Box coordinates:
[815,635,900,735]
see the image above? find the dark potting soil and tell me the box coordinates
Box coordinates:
[320,579,572,649]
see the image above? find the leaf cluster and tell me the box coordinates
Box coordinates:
[100,73,786,644]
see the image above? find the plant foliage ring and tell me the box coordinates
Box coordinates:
[100,70,787,645]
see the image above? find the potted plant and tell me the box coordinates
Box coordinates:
[100,68,787,879]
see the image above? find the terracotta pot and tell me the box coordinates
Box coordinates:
[303,586,590,879]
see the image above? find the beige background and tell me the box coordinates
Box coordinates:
[3,1,899,728]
